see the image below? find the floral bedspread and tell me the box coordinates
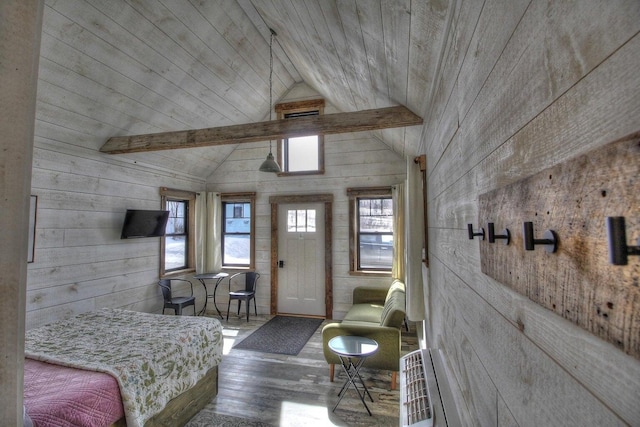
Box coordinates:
[24,308,223,427]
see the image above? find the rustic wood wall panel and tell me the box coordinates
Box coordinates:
[479,137,639,359]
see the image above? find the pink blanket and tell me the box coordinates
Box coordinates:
[24,358,124,427]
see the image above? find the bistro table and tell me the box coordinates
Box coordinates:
[328,335,379,416]
[193,272,229,318]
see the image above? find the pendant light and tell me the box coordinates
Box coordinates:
[259,29,281,173]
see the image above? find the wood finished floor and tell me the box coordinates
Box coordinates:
[192,312,418,426]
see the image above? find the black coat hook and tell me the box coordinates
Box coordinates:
[523,222,557,253]
[606,216,640,265]
[467,224,485,240]
[488,223,510,245]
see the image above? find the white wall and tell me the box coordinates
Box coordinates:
[422,0,640,425]
[207,83,407,319]
[24,78,407,329]
[26,140,204,329]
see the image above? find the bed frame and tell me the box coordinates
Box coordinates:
[25,309,223,427]
[111,365,218,426]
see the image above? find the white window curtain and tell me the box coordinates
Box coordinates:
[392,158,426,321]
[195,192,222,274]
[406,157,425,321]
[392,183,406,281]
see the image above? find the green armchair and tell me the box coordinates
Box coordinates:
[322,280,406,390]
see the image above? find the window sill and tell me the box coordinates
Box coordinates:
[222,266,253,272]
[348,270,392,277]
[277,170,325,177]
[161,268,195,279]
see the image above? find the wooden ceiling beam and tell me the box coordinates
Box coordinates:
[100,105,422,154]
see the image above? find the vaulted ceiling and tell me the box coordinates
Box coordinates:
[36,0,448,178]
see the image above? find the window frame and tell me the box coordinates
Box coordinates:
[221,192,256,270]
[275,99,325,176]
[160,187,196,277]
[347,187,393,276]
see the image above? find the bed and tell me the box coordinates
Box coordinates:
[23,308,224,427]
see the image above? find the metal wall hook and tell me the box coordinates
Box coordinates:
[467,224,485,240]
[487,222,510,245]
[523,222,557,253]
[606,216,640,265]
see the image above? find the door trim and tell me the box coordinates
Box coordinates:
[269,194,333,319]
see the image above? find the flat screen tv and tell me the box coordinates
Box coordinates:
[120,209,170,239]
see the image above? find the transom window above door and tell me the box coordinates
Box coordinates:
[275,99,325,176]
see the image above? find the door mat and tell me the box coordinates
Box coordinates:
[233,316,323,356]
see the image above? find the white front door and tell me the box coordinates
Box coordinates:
[277,203,325,316]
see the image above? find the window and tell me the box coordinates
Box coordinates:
[275,99,325,175]
[160,188,196,276]
[287,209,316,232]
[221,192,256,268]
[165,200,188,270]
[347,187,393,274]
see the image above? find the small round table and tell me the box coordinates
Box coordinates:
[193,272,228,318]
[328,335,379,416]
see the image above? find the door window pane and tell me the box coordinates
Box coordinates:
[287,209,316,232]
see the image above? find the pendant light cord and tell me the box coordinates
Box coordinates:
[269,29,275,153]
[258,29,281,173]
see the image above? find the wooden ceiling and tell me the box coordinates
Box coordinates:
[36,1,448,178]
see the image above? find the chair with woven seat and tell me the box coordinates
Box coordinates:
[158,278,196,315]
[226,272,260,321]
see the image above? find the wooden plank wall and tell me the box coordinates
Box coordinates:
[26,0,280,329]
[423,0,640,426]
[207,83,406,319]
[26,27,205,328]
[27,139,204,329]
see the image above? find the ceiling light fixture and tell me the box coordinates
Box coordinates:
[259,29,281,173]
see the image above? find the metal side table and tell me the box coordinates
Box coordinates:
[193,272,228,318]
[328,335,379,416]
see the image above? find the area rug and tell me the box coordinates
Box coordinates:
[233,316,323,355]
